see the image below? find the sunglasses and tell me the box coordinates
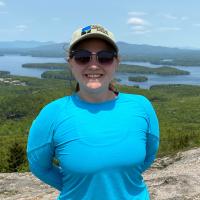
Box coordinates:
[69,50,118,66]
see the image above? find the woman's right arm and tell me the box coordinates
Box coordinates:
[26,104,63,191]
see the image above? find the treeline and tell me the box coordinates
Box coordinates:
[0,70,10,77]
[128,76,148,82]
[117,64,189,75]
[22,63,68,69]
[41,70,73,80]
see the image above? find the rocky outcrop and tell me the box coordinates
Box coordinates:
[1,147,200,200]
[145,147,200,200]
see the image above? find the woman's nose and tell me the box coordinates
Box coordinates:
[88,55,100,68]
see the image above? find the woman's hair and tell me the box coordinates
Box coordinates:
[67,38,119,95]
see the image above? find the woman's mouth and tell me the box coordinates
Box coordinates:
[84,74,104,79]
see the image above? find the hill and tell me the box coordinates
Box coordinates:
[117,41,199,57]
[0,40,55,49]
[1,41,200,65]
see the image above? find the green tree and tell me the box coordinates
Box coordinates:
[7,140,26,172]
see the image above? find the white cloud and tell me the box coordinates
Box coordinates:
[128,11,147,16]
[161,13,189,21]
[127,16,150,35]
[158,27,181,32]
[163,14,178,20]
[0,1,5,6]
[127,17,148,26]
[16,25,28,32]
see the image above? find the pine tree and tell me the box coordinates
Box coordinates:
[7,140,26,172]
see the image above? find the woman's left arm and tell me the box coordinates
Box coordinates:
[140,97,160,173]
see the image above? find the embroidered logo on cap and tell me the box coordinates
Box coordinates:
[81,25,109,36]
[81,25,92,35]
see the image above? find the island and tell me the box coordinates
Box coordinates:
[128,76,148,82]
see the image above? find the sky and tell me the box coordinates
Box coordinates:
[0,0,200,49]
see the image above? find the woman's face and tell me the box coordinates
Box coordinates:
[68,38,119,94]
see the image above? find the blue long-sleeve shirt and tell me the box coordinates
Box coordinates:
[27,92,159,200]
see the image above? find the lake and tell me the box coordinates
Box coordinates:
[0,55,200,89]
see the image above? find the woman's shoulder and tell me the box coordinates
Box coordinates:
[45,96,68,107]
[119,92,154,112]
[37,96,70,116]
[119,92,150,103]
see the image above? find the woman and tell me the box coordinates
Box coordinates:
[27,24,159,200]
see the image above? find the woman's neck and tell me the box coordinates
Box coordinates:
[76,89,116,103]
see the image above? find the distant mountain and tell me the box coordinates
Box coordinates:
[0,41,200,66]
[0,40,199,55]
[31,42,68,51]
[117,41,199,57]
[0,40,55,49]
[1,40,199,54]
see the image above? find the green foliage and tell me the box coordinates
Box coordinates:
[22,63,68,69]
[128,76,148,82]
[117,64,189,75]
[21,62,190,76]
[0,70,10,77]
[41,70,73,80]
[7,140,27,172]
[0,75,200,172]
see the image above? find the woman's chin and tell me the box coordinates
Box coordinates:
[86,82,102,90]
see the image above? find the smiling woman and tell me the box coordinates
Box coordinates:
[26,24,160,200]
[68,38,119,102]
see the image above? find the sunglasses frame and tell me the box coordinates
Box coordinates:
[69,50,118,66]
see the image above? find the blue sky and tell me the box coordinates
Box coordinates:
[0,0,200,48]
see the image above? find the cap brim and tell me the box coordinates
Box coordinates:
[69,33,118,53]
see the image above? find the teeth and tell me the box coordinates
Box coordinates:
[86,74,102,78]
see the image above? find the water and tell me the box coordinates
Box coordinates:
[119,61,200,88]
[0,55,200,89]
[0,54,65,78]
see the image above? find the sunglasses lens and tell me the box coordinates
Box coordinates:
[71,50,116,65]
[98,51,115,65]
[74,51,91,65]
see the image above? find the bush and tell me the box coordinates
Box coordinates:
[7,140,27,172]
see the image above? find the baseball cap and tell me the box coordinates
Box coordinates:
[68,24,118,53]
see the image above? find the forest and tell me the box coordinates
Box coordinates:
[0,73,200,172]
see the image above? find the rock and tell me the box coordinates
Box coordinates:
[0,147,200,200]
[0,173,58,200]
[144,147,200,200]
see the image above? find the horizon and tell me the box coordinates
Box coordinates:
[0,40,200,50]
[0,0,200,49]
